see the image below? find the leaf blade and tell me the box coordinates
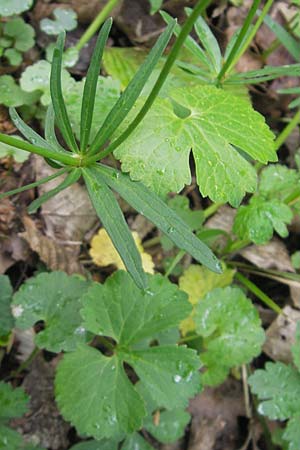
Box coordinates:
[83,168,147,289]
[90,164,222,273]
[80,18,112,151]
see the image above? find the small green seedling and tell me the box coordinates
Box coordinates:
[0,1,220,290]
[0,17,35,66]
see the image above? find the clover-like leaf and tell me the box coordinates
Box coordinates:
[0,0,33,16]
[233,196,293,245]
[4,48,22,66]
[12,272,90,352]
[122,433,154,449]
[0,75,39,108]
[56,271,200,440]
[114,85,276,206]
[40,8,77,35]
[0,136,29,163]
[4,18,35,52]
[195,286,265,385]
[0,275,14,337]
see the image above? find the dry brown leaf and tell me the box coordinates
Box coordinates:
[90,228,154,274]
[263,306,300,363]
[20,216,84,274]
[240,238,294,272]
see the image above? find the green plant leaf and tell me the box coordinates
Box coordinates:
[4,48,22,66]
[233,196,293,245]
[92,164,222,273]
[167,196,204,231]
[20,60,75,106]
[114,85,276,206]
[55,346,145,440]
[263,14,300,61]
[40,8,77,35]
[44,105,66,152]
[69,440,118,450]
[103,47,148,89]
[50,33,79,152]
[292,323,300,372]
[0,75,39,107]
[0,382,29,420]
[149,0,163,15]
[249,362,300,420]
[81,271,190,346]
[88,19,176,156]
[0,136,29,163]
[0,275,14,337]
[121,345,201,410]
[0,0,33,16]
[4,17,35,52]
[195,286,265,385]
[122,433,154,449]
[143,409,190,443]
[80,19,112,151]
[0,425,25,450]
[83,168,147,290]
[283,415,300,450]
[56,271,200,440]
[67,76,120,143]
[12,272,90,352]
[259,164,300,199]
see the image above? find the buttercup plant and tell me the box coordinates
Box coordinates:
[0,0,220,290]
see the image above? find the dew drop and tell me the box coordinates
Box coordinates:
[167,226,175,234]
[173,374,182,383]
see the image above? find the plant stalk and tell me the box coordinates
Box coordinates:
[275,109,300,151]
[86,0,212,164]
[235,272,282,314]
[216,0,260,83]
[75,0,121,51]
[0,133,81,166]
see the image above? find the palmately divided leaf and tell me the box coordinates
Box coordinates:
[233,196,293,245]
[4,17,35,52]
[114,85,276,206]
[195,286,265,385]
[55,346,145,440]
[121,346,201,410]
[283,415,300,450]
[12,272,90,352]
[81,271,190,346]
[56,271,199,440]
[249,362,300,420]
[0,275,14,336]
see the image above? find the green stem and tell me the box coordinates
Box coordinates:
[12,347,40,376]
[165,249,186,277]
[223,238,251,255]
[203,201,223,219]
[85,0,212,164]
[216,0,260,83]
[178,334,200,344]
[0,133,80,166]
[226,0,274,76]
[275,109,300,151]
[235,272,282,314]
[75,0,121,51]
[143,235,161,249]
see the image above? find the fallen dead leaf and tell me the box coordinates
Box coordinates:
[263,305,300,363]
[20,216,84,274]
[90,228,155,274]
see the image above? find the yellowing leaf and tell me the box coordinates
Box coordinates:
[90,229,154,274]
[179,264,235,335]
